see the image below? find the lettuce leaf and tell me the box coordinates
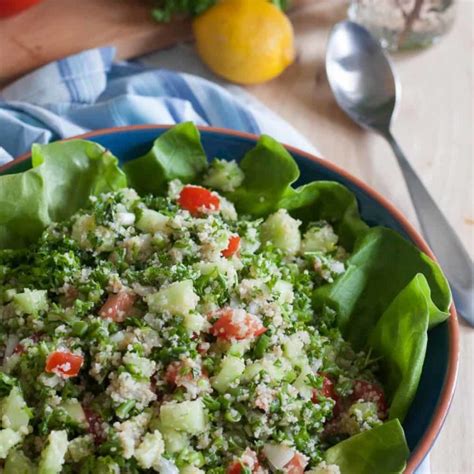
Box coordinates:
[325,419,409,474]
[369,274,442,422]
[0,140,126,249]
[123,122,208,196]
[228,135,300,216]
[279,181,369,251]
[314,226,451,350]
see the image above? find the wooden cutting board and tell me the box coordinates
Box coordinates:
[0,0,316,86]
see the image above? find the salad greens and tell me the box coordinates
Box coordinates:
[369,274,438,422]
[0,122,452,473]
[0,140,126,249]
[314,227,450,351]
[325,419,409,474]
[123,122,208,196]
[151,0,290,22]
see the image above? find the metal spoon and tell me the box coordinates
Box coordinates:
[326,20,473,325]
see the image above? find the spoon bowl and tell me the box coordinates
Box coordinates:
[326,21,398,133]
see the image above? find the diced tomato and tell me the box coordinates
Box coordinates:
[312,375,342,416]
[312,375,334,398]
[227,462,243,474]
[284,452,308,474]
[178,185,220,216]
[0,0,44,18]
[165,361,191,386]
[45,351,83,378]
[210,308,266,341]
[227,449,260,474]
[13,343,26,355]
[165,361,208,388]
[197,342,210,355]
[352,380,388,418]
[222,235,241,258]
[83,407,106,445]
[99,291,135,322]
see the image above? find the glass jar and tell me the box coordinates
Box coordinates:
[348,0,456,51]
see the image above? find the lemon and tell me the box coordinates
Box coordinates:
[193,0,295,84]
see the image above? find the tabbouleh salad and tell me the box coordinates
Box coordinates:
[0,123,451,474]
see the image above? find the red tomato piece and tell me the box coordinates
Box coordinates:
[13,343,25,355]
[99,292,135,322]
[284,452,308,474]
[312,375,342,416]
[0,0,43,18]
[165,361,208,388]
[227,462,243,474]
[227,449,260,474]
[45,351,83,378]
[178,185,220,216]
[165,361,192,386]
[352,380,388,418]
[222,235,241,258]
[83,407,106,445]
[312,374,335,400]
[210,309,266,341]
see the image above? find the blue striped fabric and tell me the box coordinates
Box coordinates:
[0,47,314,164]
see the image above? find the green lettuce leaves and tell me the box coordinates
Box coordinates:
[325,419,409,474]
[314,227,451,350]
[228,135,300,216]
[369,273,445,422]
[0,140,126,249]
[123,122,208,196]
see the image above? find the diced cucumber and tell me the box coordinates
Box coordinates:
[243,356,293,383]
[38,430,68,474]
[136,209,170,234]
[4,449,35,474]
[71,214,96,249]
[0,387,31,432]
[134,430,165,470]
[183,313,207,334]
[180,466,205,474]
[301,223,338,253]
[67,435,93,463]
[0,428,22,459]
[93,456,120,474]
[228,340,251,357]
[293,365,313,400]
[160,426,190,454]
[196,259,237,287]
[283,334,308,367]
[273,280,294,304]
[61,399,87,426]
[211,356,245,393]
[147,280,199,316]
[160,399,207,435]
[202,158,244,193]
[261,209,301,255]
[12,289,48,315]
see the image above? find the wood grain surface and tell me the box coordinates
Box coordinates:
[0,0,314,84]
[0,0,473,472]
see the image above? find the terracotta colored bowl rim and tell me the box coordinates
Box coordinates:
[1,124,460,473]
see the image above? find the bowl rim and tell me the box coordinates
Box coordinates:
[1,124,460,473]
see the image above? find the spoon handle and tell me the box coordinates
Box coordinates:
[384,131,473,325]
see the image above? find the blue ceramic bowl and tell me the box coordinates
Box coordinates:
[1,125,459,473]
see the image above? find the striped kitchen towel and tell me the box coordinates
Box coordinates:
[0,46,314,164]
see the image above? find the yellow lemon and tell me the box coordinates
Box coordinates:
[193,0,295,84]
